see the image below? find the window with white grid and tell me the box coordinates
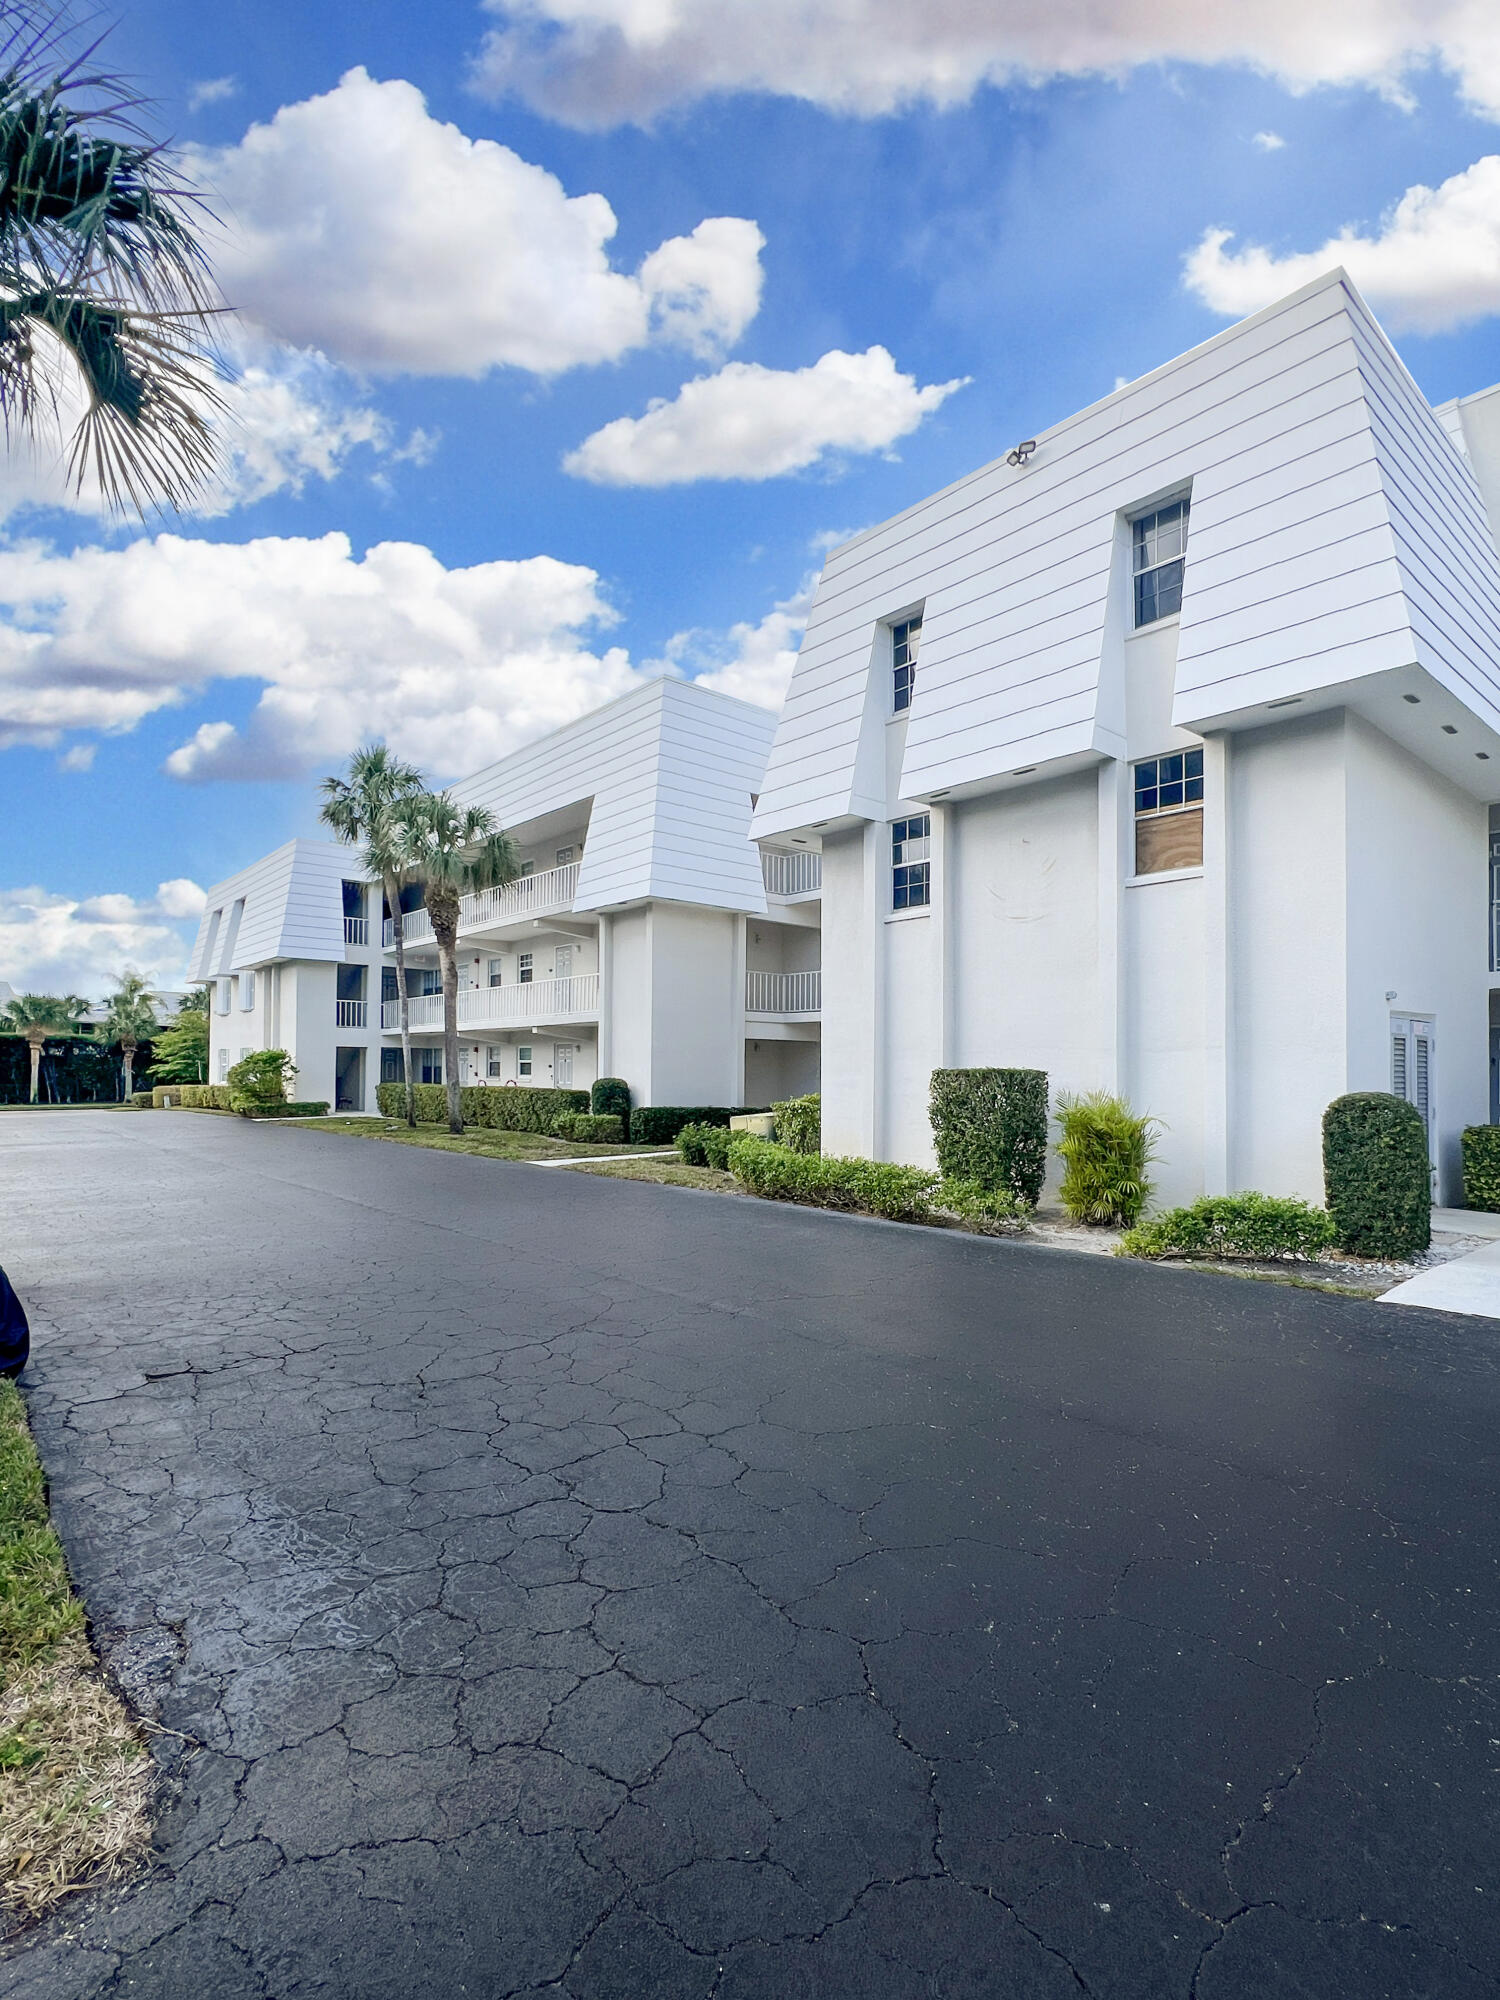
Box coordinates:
[892,814,931,910]
[891,612,923,712]
[1132,497,1190,626]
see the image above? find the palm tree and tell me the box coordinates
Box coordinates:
[319,744,427,1126]
[1,990,88,1102]
[98,968,157,1098]
[0,12,223,512]
[393,792,520,1134]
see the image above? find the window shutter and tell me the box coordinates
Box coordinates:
[1391,1028,1408,1099]
[1414,1033,1431,1123]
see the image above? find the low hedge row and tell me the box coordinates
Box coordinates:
[676,1122,734,1169]
[1462,1125,1500,1214]
[153,1083,232,1109]
[553,1112,625,1144]
[728,1137,938,1221]
[1121,1193,1337,1262]
[374,1082,589,1130]
[250,1102,330,1119]
[932,1177,1031,1232]
[630,1104,766,1146]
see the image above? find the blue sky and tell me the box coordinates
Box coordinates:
[4,0,1500,992]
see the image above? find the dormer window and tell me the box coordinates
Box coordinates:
[892,612,923,712]
[1133,498,1190,627]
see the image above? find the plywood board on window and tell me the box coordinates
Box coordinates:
[1136,808,1203,875]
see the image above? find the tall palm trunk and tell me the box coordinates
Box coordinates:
[385,874,416,1127]
[427,885,464,1134]
[120,1036,136,1100]
[26,1031,42,1104]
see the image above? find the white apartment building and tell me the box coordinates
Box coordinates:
[190,679,823,1113]
[751,270,1500,1208]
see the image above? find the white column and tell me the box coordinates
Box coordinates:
[863,820,886,1158]
[596,914,613,1077]
[1201,732,1232,1194]
[730,913,748,1105]
[930,803,956,1068]
[1096,760,1127,1094]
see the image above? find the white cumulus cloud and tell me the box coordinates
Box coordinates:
[0,882,206,998]
[1184,153,1500,333]
[187,68,763,376]
[648,574,816,709]
[565,346,968,486]
[471,0,1500,128]
[0,530,646,780]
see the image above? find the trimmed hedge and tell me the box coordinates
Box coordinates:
[1323,1092,1431,1259]
[153,1083,232,1109]
[249,1101,330,1119]
[374,1082,588,1131]
[929,1068,1048,1206]
[629,1104,766,1146]
[676,1122,734,1169]
[1055,1091,1157,1227]
[131,1091,154,1107]
[772,1092,820,1154]
[932,1177,1030,1232]
[553,1112,625,1145]
[228,1048,295,1113]
[1121,1193,1337,1262]
[1462,1125,1500,1214]
[591,1077,632,1126]
[728,1137,938,1222]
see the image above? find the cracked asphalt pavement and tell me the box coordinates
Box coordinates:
[1,1110,1497,1998]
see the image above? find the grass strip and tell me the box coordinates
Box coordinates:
[288,1117,641,1161]
[0,1380,149,1924]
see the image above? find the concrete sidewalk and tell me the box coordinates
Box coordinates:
[1382,1207,1500,1316]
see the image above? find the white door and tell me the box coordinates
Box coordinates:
[554,943,573,982]
[555,1043,574,1086]
[1391,1013,1437,1190]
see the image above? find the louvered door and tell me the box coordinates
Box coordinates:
[1390,1014,1437,1194]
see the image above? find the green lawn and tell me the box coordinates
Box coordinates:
[0,1380,149,1921]
[564,1158,740,1192]
[287,1117,646,1162]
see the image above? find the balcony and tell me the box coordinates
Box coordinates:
[335,999,368,1028]
[762,849,821,898]
[746,969,821,1017]
[344,916,369,946]
[382,973,601,1034]
[382,861,580,948]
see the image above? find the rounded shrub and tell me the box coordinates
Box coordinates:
[1322,1092,1431,1259]
[1462,1126,1500,1214]
[928,1069,1048,1206]
[772,1092,820,1154]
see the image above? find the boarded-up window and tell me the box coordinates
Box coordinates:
[1133,748,1204,875]
[1136,807,1203,874]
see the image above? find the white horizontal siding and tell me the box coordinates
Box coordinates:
[756,271,1402,834]
[450,677,775,915]
[188,840,350,978]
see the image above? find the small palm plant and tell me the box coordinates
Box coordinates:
[98,968,157,1098]
[393,793,520,1134]
[1,990,89,1102]
[319,744,428,1127]
[0,12,223,511]
[1055,1091,1160,1228]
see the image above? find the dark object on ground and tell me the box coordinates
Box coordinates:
[0,1262,29,1376]
[1323,1091,1431,1258]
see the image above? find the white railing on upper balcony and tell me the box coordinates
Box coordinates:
[343,916,369,946]
[382,973,600,1033]
[381,860,581,948]
[761,849,821,897]
[746,969,821,1015]
[335,999,368,1028]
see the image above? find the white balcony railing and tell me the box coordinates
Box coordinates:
[746,969,821,1016]
[335,999,368,1028]
[762,849,821,898]
[382,861,580,948]
[382,973,600,1034]
[344,916,369,946]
